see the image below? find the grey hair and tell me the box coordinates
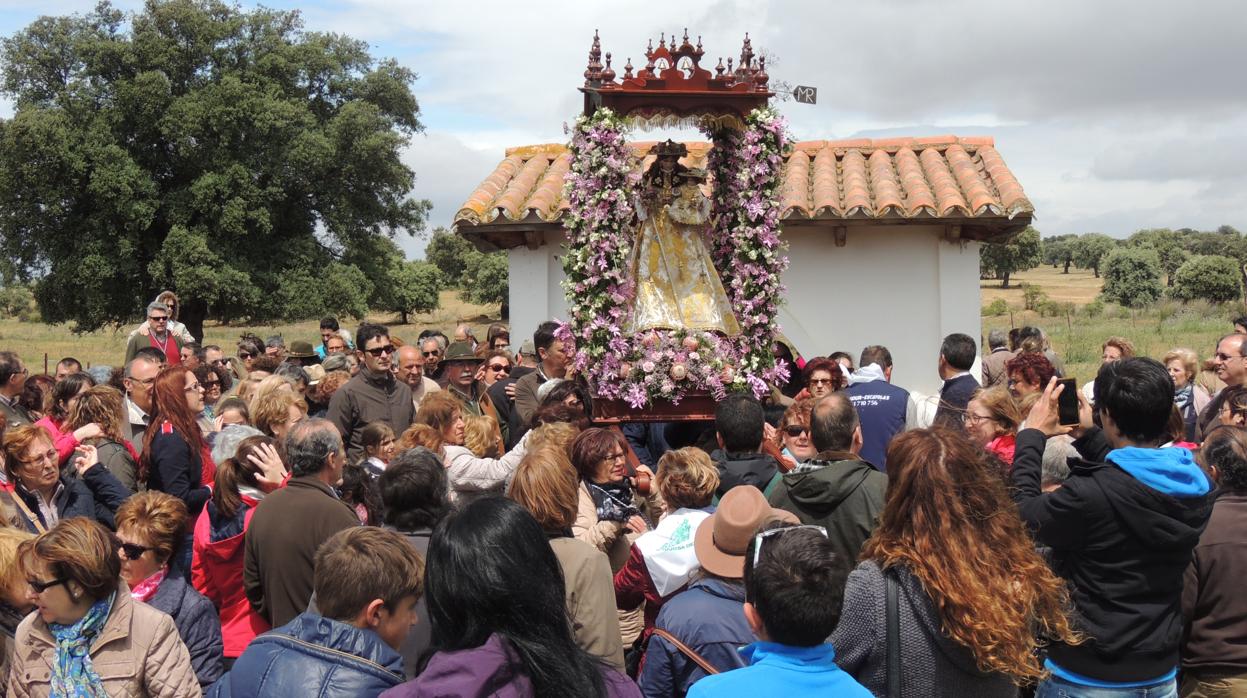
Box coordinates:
[287,418,343,477]
[265,335,285,349]
[212,424,265,466]
[86,366,114,384]
[1041,435,1076,488]
[987,329,1007,350]
[274,362,309,387]
[536,378,566,404]
[146,301,170,316]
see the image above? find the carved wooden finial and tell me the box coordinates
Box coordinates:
[623,57,634,80]
[715,57,725,77]
[602,52,616,82]
[584,30,604,83]
[754,55,768,87]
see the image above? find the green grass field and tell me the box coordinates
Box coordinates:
[0,290,502,372]
[980,265,1238,383]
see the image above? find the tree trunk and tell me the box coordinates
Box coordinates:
[1063,260,1071,274]
[1093,266,1100,278]
[400,310,409,325]
[181,299,208,343]
[500,300,510,320]
[1000,272,1011,289]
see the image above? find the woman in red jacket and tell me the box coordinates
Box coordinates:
[192,433,286,666]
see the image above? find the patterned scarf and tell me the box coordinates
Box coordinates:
[1174,384,1194,412]
[586,479,639,523]
[48,592,114,697]
[129,566,168,603]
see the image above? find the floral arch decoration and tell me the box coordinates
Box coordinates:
[558,31,791,409]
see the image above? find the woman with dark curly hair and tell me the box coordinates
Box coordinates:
[833,427,1080,696]
[801,357,846,400]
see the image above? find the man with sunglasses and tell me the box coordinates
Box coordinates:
[124,301,183,366]
[767,393,886,568]
[326,324,415,462]
[1196,333,1247,439]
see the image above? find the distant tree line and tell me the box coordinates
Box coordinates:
[981,224,1246,308]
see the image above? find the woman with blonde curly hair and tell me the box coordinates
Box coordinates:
[250,390,305,444]
[65,385,141,492]
[834,427,1080,696]
[415,392,530,504]
[463,415,501,459]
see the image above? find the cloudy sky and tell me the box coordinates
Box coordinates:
[1,0,1243,259]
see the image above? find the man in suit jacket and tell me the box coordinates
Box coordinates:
[932,333,980,428]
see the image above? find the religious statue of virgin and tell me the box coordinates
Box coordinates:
[625,140,741,336]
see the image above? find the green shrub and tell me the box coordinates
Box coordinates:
[1171,255,1242,303]
[1101,247,1163,308]
[0,284,34,318]
[1022,283,1048,311]
[982,298,1009,316]
[1083,298,1105,318]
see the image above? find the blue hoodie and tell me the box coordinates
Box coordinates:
[1106,446,1211,498]
[686,642,872,698]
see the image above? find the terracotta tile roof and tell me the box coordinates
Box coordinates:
[455,136,1033,227]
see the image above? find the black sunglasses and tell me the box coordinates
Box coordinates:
[365,345,396,357]
[783,425,809,437]
[210,358,229,367]
[27,577,67,594]
[119,542,153,560]
[238,351,255,359]
[487,363,511,373]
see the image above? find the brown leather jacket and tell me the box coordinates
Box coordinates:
[7,582,200,697]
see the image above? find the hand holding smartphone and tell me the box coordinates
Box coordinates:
[1056,377,1080,426]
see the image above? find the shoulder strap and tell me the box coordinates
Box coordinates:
[651,628,720,676]
[7,490,46,534]
[885,567,901,698]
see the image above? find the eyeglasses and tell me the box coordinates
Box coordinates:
[184,382,202,393]
[20,448,58,468]
[963,412,995,425]
[783,425,808,437]
[422,350,440,358]
[605,450,627,463]
[203,379,221,387]
[753,524,828,566]
[118,542,153,560]
[487,363,511,373]
[808,378,834,386]
[27,577,67,594]
[364,345,396,357]
[210,359,229,367]
[148,316,168,322]
[238,352,255,360]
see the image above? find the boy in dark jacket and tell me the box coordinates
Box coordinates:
[210,527,424,698]
[1014,358,1213,696]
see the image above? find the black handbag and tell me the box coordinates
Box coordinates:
[885,567,901,698]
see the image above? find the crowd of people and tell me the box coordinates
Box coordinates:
[0,292,1242,697]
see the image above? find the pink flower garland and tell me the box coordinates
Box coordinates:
[560,107,790,408]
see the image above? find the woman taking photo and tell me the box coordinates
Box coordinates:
[33,372,100,464]
[65,386,140,492]
[115,491,224,688]
[382,497,640,697]
[7,517,200,697]
[416,392,530,504]
[509,445,625,670]
[193,434,283,668]
[141,365,214,520]
[2,425,129,533]
[833,427,1080,696]
[963,386,1023,467]
[572,428,662,571]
